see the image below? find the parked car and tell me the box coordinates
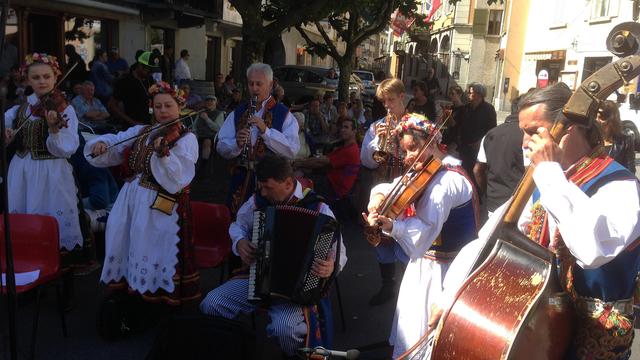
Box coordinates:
[353,70,376,97]
[273,65,337,104]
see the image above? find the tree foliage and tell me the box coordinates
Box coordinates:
[295,0,423,101]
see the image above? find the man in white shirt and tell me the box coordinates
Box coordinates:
[216,63,299,214]
[174,49,191,85]
[431,83,640,360]
[200,154,346,357]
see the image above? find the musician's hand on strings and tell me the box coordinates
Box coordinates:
[525,127,562,166]
[46,110,61,134]
[312,251,334,278]
[90,141,108,157]
[377,214,393,232]
[237,239,256,265]
[367,194,385,213]
[427,303,444,335]
[249,115,267,134]
[4,128,14,144]
[236,128,250,148]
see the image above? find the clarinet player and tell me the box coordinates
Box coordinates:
[216,63,299,215]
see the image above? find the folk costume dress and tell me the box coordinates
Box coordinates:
[370,155,478,359]
[439,151,640,360]
[85,125,200,305]
[200,181,347,355]
[5,93,83,251]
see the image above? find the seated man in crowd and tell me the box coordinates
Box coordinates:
[200,154,347,359]
[179,83,204,110]
[195,95,224,171]
[71,80,113,134]
[293,118,361,206]
[304,98,330,155]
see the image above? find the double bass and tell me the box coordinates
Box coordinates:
[430,23,640,360]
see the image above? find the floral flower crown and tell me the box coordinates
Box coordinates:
[148,81,186,105]
[19,53,62,79]
[397,113,442,144]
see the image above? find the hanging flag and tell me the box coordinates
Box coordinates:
[391,10,416,37]
[425,0,442,22]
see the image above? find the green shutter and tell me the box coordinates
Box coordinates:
[473,9,489,36]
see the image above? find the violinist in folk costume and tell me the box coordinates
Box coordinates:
[360,78,409,306]
[4,53,83,252]
[216,63,299,215]
[86,81,200,306]
[363,113,478,359]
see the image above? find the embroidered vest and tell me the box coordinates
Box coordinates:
[233,100,288,160]
[13,103,57,160]
[424,164,479,262]
[124,125,188,193]
[528,155,639,360]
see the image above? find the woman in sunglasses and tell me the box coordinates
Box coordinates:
[596,100,636,174]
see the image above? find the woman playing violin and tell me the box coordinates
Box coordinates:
[362,113,478,359]
[4,53,83,251]
[86,81,199,312]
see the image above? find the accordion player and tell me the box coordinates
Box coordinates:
[248,204,341,305]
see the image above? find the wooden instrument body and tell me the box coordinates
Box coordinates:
[380,156,443,221]
[432,226,573,360]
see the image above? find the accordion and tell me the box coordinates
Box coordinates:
[248,205,340,305]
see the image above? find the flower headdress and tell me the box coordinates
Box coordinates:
[148,81,186,106]
[398,113,442,144]
[19,53,62,79]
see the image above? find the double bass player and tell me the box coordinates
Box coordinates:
[433,83,640,359]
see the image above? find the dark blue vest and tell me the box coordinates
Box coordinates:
[425,166,478,261]
[233,100,288,133]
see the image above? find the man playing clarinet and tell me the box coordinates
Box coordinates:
[216,63,299,215]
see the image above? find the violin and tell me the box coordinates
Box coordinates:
[155,122,185,157]
[31,89,70,129]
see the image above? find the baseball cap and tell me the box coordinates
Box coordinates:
[205,95,217,101]
[137,51,160,69]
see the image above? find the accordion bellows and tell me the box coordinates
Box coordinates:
[248,205,340,305]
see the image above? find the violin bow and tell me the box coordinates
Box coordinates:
[87,108,205,158]
[377,109,453,215]
[12,62,79,135]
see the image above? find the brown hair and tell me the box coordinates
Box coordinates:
[598,100,622,140]
[376,78,405,100]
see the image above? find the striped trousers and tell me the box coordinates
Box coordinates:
[200,278,307,355]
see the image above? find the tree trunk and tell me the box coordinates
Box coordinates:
[337,51,356,103]
[239,17,266,90]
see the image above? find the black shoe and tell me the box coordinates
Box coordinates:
[368,283,396,306]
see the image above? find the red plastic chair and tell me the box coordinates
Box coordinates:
[0,213,67,360]
[191,202,232,284]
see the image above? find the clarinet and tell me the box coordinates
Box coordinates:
[238,95,258,168]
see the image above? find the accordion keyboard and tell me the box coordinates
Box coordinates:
[302,231,335,292]
[248,210,265,301]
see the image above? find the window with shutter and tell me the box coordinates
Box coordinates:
[473,9,489,36]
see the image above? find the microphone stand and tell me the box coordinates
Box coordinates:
[0,1,19,359]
